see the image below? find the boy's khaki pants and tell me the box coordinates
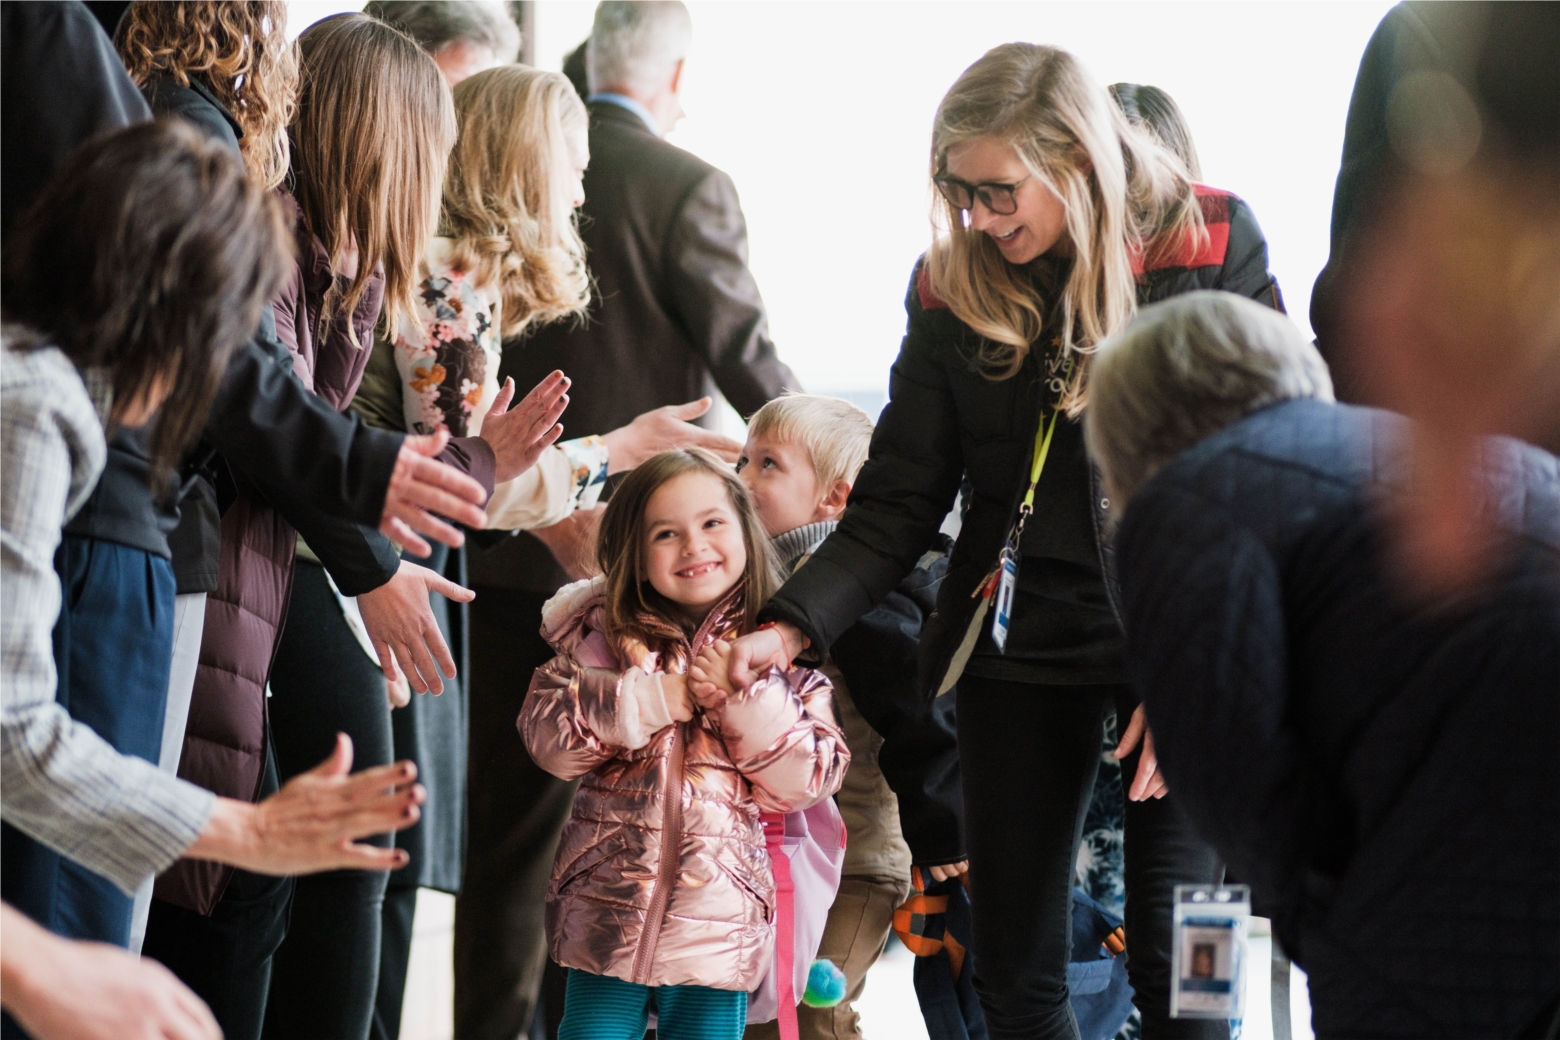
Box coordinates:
[744,872,912,1040]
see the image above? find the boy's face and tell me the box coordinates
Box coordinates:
[738,433,827,537]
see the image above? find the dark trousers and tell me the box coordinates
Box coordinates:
[371,884,419,1040]
[142,751,294,1040]
[457,587,579,1040]
[957,677,1225,1040]
[262,561,395,1040]
[0,537,175,950]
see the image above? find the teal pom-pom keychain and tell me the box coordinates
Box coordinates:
[801,958,847,1008]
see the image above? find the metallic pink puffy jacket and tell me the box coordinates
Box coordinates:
[519,578,850,992]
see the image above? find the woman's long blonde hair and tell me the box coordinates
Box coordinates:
[291,14,456,343]
[926,43,1205,414]
[117,1,298,191]
[442,66,591,338]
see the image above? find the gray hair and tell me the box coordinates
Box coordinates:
[1085,291,1335,507]
[363,1,521,62]
[586,1,692,97]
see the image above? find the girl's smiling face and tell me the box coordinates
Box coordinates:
[643,471,749,619]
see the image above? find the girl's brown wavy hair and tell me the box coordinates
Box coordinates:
[443,65,592,338]
[292,14,457,346]
[117,1,298,191]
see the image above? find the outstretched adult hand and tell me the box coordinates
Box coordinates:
[1113,703,1168,801]
[186,733,425,875]
[356,560,476,695]
[0,904,221,1040]
[380,428,489,557]
[603,398,743,473]
[725,622,806,689]
[530,504,605,581]
[478,372,570,483]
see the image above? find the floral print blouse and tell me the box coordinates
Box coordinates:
[390,238,608,520]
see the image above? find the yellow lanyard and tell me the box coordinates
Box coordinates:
[1019,406,1061,521]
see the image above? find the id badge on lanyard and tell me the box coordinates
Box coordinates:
[1170,884,1250,1020]
[989,400,1062,653]
[991,546,1018,652]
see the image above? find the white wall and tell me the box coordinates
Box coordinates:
[533,0,1393,403]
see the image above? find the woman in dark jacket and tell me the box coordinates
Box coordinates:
[723,44,1283,1040]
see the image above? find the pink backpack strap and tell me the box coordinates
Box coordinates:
[761,812,798,1040]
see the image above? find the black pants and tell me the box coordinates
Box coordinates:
[457,587,580,1040]
[370,883,418,1040]
[263,561,395,1040]
[957,677,1226,1040]
[142,752,293,1040]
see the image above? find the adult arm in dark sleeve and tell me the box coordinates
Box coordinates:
[664,169,800,418]
[762,272,966,656]
[831,569,966,866]
[207,334,404,533]
[1220,197,1285,312]
[1117,479,1329,948]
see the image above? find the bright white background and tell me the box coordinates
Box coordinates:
[530,0,1395,403]
[293,0,1393,405]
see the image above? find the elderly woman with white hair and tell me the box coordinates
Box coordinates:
[1086,291,1560,1038]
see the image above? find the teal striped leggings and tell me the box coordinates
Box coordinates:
[557,968,748,1040]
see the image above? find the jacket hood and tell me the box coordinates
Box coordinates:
[540,576,609,656]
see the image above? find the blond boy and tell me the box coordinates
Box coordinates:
[737,394,913,1040]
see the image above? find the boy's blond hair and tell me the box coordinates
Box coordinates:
[747,393,875,491]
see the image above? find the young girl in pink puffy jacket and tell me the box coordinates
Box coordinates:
[519,448,849,1040]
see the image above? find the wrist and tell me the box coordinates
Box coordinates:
[185,796,260,869]
[756,620,808,663]
[601,427,631,475]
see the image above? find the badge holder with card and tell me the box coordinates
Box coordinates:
[1170,884,1250,1020]
[988,397,1062,652]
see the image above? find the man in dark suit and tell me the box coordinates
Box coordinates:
[455,4,799,1036]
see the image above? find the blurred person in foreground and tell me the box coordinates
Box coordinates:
[1310,1,1560,594]
[1085,291,1560,1037]
[455,3,792,1035]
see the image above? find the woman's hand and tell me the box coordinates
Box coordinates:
[186,733,424,875]
[380,428,490,558]
[1113,703,1168,801]
[1,903,221,1040]
[530,505,605,581]
[601,398,743,474]
[356,560,475,695]
[479,372,570,483]
[689,639,737,706]
[726,623,806,688]
[927,860,969,883]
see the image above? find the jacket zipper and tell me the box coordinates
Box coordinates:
[630,612,726,983]
[632,722,684,984]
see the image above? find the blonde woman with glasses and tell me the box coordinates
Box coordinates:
[724,44,1284,1040]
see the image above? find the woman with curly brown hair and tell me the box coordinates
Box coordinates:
[116,0,297,191]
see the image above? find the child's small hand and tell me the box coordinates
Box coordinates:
[660,672,695,723]
[689,640,737,707]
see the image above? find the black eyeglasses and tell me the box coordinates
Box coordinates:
[934,174,1032,216]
